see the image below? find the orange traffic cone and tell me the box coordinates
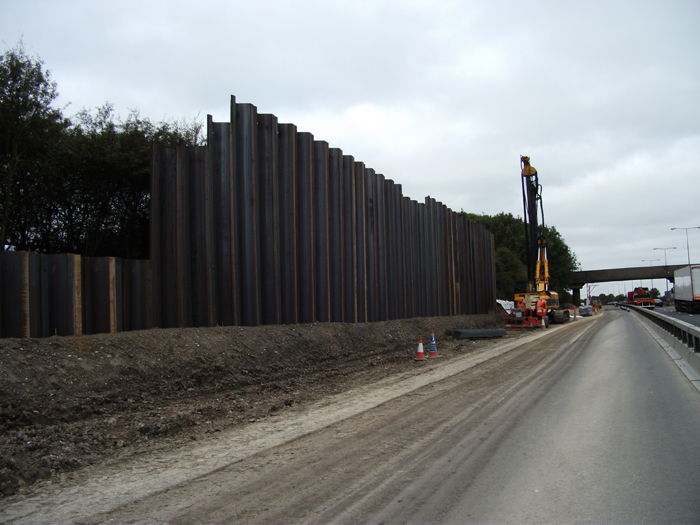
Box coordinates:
[541,317,546,330]
[415,337,426,361]
[428,330,441,358]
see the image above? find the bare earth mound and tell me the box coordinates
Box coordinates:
[0,314,504,497]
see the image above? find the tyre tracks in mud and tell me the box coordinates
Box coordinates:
[1,315,601,525]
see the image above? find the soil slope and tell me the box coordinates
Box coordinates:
[0,314,503,497]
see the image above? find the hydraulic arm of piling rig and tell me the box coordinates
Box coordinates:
[514,156,570,324]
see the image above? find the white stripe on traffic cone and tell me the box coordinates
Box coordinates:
[415,337,426,361]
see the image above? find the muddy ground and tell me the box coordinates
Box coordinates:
[0,313,507,497]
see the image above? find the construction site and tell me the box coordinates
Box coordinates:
[0,313,509,497]
[0,95,508,498]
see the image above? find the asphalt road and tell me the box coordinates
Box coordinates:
[652,305,700,327]
[431,310,700,524]
[6,311,700,524]
[326,310,700,524]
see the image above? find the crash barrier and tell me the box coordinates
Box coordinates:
[150,96,497,329]
[0,252,150,338]
[629,305,700,378]
[0,95,498,338]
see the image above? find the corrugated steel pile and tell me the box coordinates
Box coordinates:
[0,96,496,338]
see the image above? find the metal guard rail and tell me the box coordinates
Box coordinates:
[628,305,700,379]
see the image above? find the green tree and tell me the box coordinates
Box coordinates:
[462,212,528,260]
[0,40,67,250]
[597,293,615,305]
[494,246,527,300]
[52,103,148,257]
[650,287,660,300]
[47,104,205,258]
[544,225,579,293]
[461,211,579,300]
[1,39,208,258]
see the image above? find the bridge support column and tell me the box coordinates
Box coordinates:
[572,287,582,307]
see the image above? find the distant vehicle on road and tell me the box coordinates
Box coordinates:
[674,265,700,313]
[655,298,663,308]
[628,287,655,308]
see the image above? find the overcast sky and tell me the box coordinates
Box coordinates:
[2,0,699,296]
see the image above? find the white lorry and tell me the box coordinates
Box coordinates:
[674,265,700,313]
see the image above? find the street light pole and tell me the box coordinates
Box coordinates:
[654,247,677,297]
[642,259,659,292]
[671,227,700,266]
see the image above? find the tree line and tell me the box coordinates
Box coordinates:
[0,40,203,259]
[461,211,579,302]
[598,288,662,305]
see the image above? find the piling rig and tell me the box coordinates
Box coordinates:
[512,155,570,325]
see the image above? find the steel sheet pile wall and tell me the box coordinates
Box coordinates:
[0,252,151,338]
[0,95,495,338]
[150,96,496,328]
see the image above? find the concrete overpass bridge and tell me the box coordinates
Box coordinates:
[569,264,686,305]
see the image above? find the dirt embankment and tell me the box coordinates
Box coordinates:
[0,313,503,497]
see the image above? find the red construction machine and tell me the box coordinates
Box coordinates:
[627,287,654,308]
